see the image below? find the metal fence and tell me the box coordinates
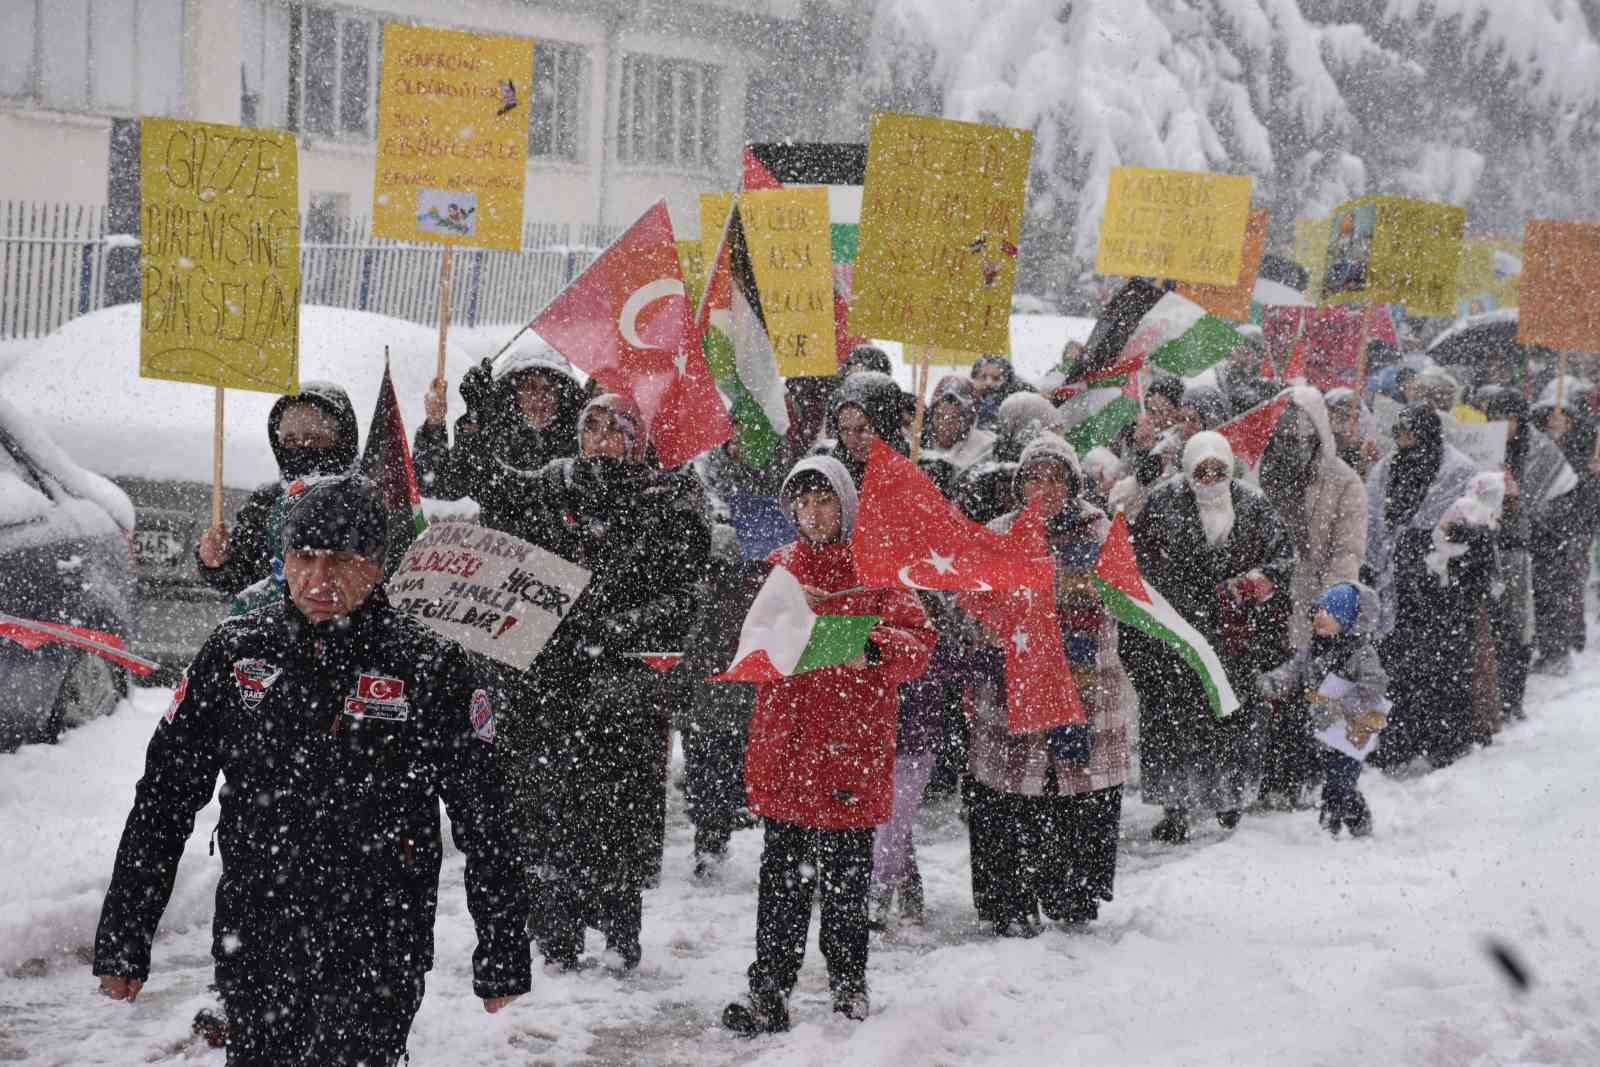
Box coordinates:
[0,202,619,341]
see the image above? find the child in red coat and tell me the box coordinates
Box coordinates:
[723,455,935,1034]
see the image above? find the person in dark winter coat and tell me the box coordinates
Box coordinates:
[1126,431,1295,842]
[505,394,711,971]
[813,370,958,496]
[921,374,997,477]
[414,338,588,532]
[956,392,1063,524]
[196,382,361,601]
[722,455,935,1035]
[1365,405,1488,769]
[1260,582,1390,837]
[965,437,1130,935]
[971,354,1034,431]
[95,475,529,1067]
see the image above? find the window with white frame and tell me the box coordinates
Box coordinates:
[616,53,720,171]
[530,40,588,163]
[0,0,184,116]
[243,2,378,139]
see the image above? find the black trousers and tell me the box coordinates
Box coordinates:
[682,719,746,856]
[748,818,873,998]
[220,957,422,1067]
[1259,694,1322,800]
[968,778,1122,927]
[529,776,647,965]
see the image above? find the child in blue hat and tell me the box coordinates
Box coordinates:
[1259,582,1390,836]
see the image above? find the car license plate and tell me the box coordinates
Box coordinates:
[134,528,184,567]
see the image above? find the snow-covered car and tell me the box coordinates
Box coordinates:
[0,305,477,677]
[0,397,138,749]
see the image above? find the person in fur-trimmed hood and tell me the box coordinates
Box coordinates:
[1259,582,1389,837]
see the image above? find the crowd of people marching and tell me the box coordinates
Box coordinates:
[94,304,1600,1058]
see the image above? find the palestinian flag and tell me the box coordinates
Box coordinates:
[1216,391,1292,476]
[1119,292,1248,378]
[697,201,790,468]
[1093,513,1240,719]
[679,560,879,682]
[743,143,867,363]
[1062,373,1141,455]
[1071,278,1167,381]
[361,357,427,569]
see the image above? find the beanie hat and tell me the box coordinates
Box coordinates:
[280,473,388,563]
[577,394,645,462]
[1316,583,1360,634]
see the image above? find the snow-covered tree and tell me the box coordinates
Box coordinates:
[856,0,1600,302]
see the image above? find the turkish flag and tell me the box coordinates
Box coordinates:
[853,439,1055,592]
[358,674,406,702]
[533,199,730,467]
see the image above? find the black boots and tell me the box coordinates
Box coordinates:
[722,986,791,1035]
[1151,807,1190,844]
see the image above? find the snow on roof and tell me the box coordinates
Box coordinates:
[0,306,479,488]
[875,314,1097,395]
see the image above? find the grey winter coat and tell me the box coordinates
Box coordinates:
[1259,581,1388,731]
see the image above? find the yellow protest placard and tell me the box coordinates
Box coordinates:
[1177,209,1269,321]
[1294,217,1331,303]
[139,117,299,394]
[905,343,979,367]
[1095,167,1253,287]
[851,112,1033,354]
[373,24,532,251]
[1518,220,1600,351]
[1455,237,1521,316]
[677,240,707,312]
[700,193,735,266]
[741,187,836,376]
[1321,196,1465,317]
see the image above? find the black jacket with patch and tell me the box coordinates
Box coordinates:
[92,590,531,1000]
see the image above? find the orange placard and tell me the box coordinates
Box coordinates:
[1176,209,1269,322]
[1518,220,1600,351]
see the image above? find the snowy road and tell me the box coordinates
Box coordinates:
[2,661,1598,1066]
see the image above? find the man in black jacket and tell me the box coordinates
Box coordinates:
[95,474,530,1067]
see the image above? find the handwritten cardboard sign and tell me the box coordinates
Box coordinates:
[1095,167,1253,287]
[1440,413,1509,471]
[139,118,299,394]
[740,187,836,376]
[1321,196,1465,317]
[1455,237,1520,316]
[1177,209,1269,321]
[1293,217,1331,303]
[851,112,1033,354]
[389,521,591,670]
[372,24,532,251]
[1518,220,1600,351]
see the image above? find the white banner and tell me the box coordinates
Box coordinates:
[389,522,591,670]
[1440,414,1509,471]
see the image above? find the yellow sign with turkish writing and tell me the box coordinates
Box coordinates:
[1095,167,1254,286]
[1455,237,1521,316]
[1293,217,1331,303]
[905,343,978,367]
[740,187,836,376]
[1518,219,1600,351]
[1177,209,1269,322]
[373,23,532,251]
[700,192,734,268]
[139,117,299,393]
[1321,196,1465,317]
[852,112,1033,354]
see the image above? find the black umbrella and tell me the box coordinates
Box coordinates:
[1425,312,1555,388]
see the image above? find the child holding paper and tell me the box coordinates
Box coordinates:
[1259,583,1389,837]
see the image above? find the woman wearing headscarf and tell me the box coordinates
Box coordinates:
[507,394,711,971]
[811,370,958,493]
[1364,405,1485,768]
[1105,382,1230,522]
[955,392,1063,524]
[971,355,1034,431]
[1256,387,1368,808]
[1126,432,1295,842]
[964,437,1129,934]
[921,374,997,477]
[1531,394,1600,669]
[1475,387,1582,677]
[1323,388,1380,478]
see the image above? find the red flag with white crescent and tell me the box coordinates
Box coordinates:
[532,199,729,466]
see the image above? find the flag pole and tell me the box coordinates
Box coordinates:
[1551,348,1572,441]
[435,244,454,382]
[485,323,531,367]
[211,386,225,528]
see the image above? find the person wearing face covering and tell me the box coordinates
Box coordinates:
[413,338,588,533]
[1125,432,1295,843]
[1255,387,1368,808]
[195,382,362,600]
[1364,405,1486,768]
[921,374,997,476]
[499,395,711,972]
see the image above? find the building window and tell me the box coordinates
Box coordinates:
[530,40,588,163]
[305,191,350,242]
[616,54,719,171]
[279,2,379,140]
[0,0,184,116]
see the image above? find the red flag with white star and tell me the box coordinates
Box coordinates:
[853,439,1054,592]
[532,199,729,466]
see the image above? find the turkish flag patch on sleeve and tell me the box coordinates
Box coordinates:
[164,671,189,724]
[358,674,406,703]
[469,689,495,744]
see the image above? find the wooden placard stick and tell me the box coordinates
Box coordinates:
[909,347,931,463]
[435,244,455,382]
[1551,348,1572,441]
[211,386,225,528]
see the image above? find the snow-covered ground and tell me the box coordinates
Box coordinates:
[3,651,1597,1065]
